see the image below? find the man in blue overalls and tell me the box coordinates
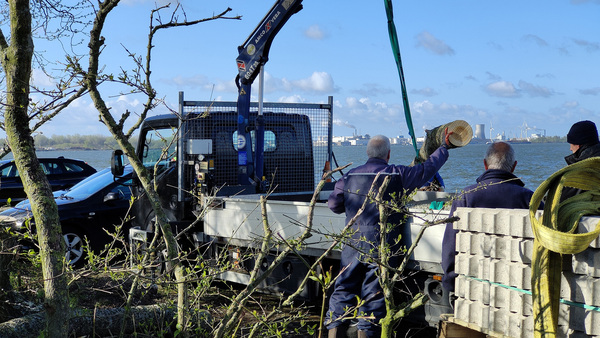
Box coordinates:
[326,133,453,338]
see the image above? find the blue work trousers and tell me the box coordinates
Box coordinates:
[326,227,400,337]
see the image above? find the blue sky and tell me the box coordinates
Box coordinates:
[20,0,600,139]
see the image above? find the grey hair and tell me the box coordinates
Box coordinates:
[367,135,390,160]
[485,141,515,172]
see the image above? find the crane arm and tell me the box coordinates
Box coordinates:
[236,0,303,189]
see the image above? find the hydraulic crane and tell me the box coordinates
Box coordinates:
[235,0,303,190]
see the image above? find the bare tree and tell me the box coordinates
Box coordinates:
[0,1,70,336]
[69,2,239,335]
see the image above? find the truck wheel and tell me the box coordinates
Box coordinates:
[63,226,86,267]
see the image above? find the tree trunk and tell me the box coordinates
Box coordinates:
[0,226,17,290]
[0,1,70,336]
[0,305,178,338]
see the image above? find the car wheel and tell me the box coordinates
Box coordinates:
[63,226,86,267]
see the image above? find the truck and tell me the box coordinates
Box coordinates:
[114,0,454,330]
[118,93,454,328]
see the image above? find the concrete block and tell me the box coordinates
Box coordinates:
[455,254,481,277]
[455,274,465,299]
[561,272,600,307]
[512,238,533,264]
[509,262,531,290]
[507,312,533,338]
[481,234,507,259]
[508,290,532,316]
[487,259,510,285]
[489,307,508,334]
[559,301,571,328]
[566,303,585,332]
[454,297,470,323]
[562,302,600,335]
[471,233,533,263]
[585,307,600,335]
[573,248,600,278]
[453,207,540,238]
[455,231,470,254]
[578,216,600,249]
[488,283,509,310]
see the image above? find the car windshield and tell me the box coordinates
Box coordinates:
[62,167,131,199]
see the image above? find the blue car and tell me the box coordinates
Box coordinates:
[0,166,133,266]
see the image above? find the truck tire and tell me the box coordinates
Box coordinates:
[62,225,86,267]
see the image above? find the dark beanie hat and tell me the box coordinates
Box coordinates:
[567,120,599,145]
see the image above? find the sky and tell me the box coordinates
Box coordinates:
[11,0,600,139]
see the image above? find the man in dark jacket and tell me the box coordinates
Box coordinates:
[326,133,453,338]
[562,120,600,200]
[441,141,535,293]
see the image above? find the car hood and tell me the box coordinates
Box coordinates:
[0,192,86,221]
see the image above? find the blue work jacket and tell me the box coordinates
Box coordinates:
[328,146,449,232]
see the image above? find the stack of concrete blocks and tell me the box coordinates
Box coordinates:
[452,207,600,337]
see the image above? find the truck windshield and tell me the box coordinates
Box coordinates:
[142,128,177,168]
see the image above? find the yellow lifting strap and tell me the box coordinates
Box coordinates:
[529,157,600,337]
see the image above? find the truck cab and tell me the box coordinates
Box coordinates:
[126,93,333,233]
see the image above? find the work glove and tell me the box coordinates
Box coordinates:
[443,127,456,149]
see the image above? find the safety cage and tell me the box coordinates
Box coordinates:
[178,94,333,195]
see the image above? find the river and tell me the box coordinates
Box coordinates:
[330,142,567,193]
[7,142,568,194]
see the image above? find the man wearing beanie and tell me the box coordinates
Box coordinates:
[563,120,600,200]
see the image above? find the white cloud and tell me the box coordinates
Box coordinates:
[411,87,438,97]
[483,81,520,98]
[278,95,306,103]
[264,71,336,94]
[518,80,556,98]
[522,34,549,47]
[580,87,600,95]
[415,31,455,56]
[31,69,55,88]
[168,75,238,94]
[304,24,325,40]
[36,94,148,136]
[572,38,600,52]
[293,71,335,92]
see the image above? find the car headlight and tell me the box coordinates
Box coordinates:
[0,214,32,231]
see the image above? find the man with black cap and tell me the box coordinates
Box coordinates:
[563,120,600,200]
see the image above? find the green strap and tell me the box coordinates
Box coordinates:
[384,0,418,155]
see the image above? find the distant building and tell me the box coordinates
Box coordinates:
[332,134,370,146]
[474,124,486,140]
[390,135,411,145]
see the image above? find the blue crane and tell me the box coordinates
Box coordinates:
[235,0,303,190]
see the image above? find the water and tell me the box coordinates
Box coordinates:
[6,143,568,194]
[329,143,568,193]
[4,149,114,172]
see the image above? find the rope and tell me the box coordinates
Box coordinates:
[529,157,600,337]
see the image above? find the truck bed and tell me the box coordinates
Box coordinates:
[203,190,452,273]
